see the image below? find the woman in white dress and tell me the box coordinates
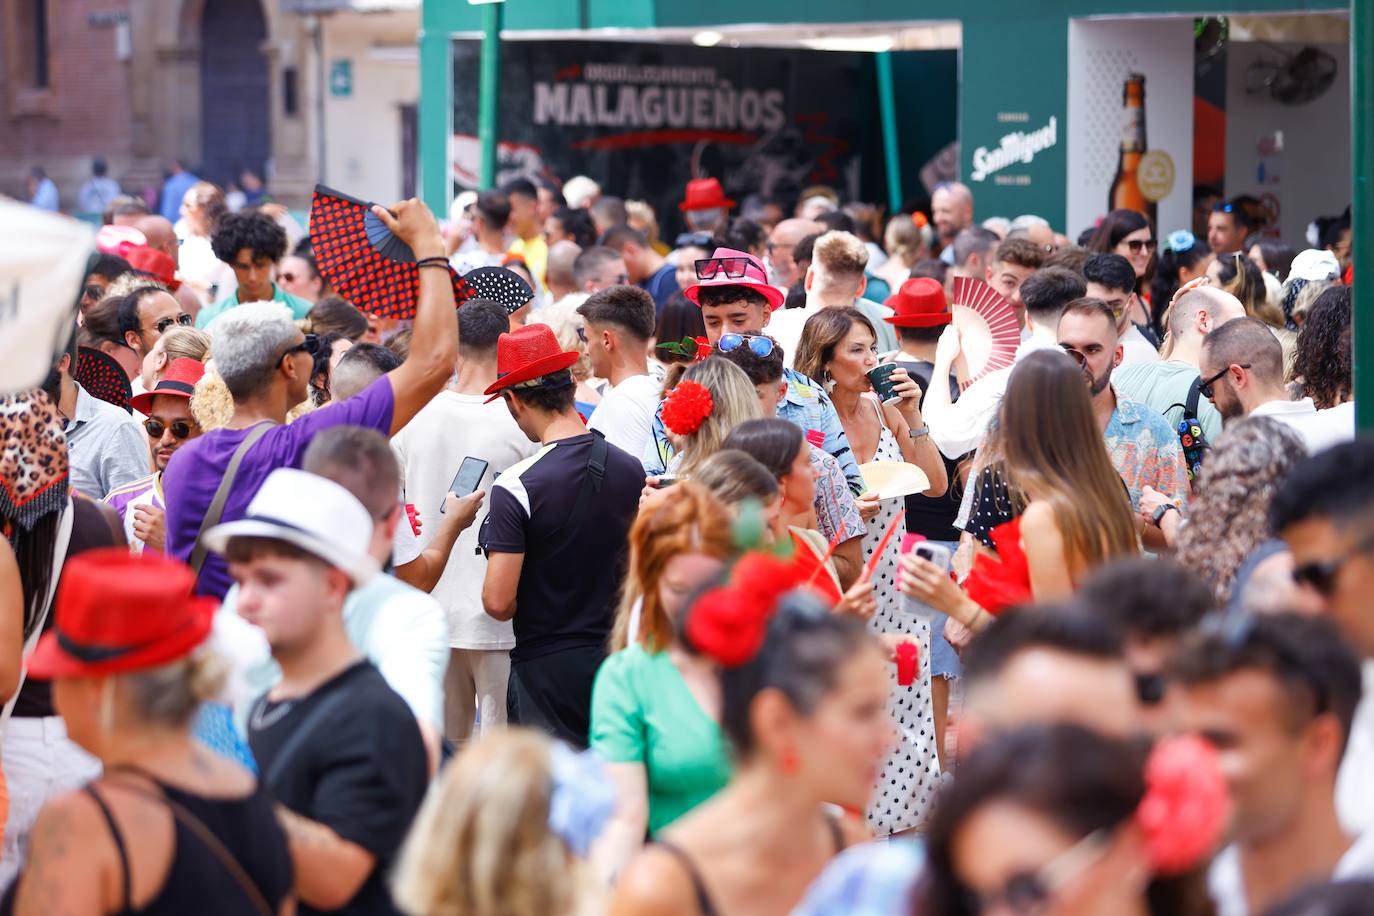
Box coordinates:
[795,306,949,836]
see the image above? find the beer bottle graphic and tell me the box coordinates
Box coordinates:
[1108,73,1157,227]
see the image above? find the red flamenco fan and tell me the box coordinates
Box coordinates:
[75,346,132,413]
[950,276,1021,390]
[309,185,533,319]
[962,517,1032,616]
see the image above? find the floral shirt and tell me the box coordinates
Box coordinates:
[1106,393,1189,509]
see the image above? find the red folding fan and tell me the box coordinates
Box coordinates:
[309,185,533,319]
[75,346,132,413]
[950,276,1021,389]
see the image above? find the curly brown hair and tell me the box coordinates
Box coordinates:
[1174,417,1306,603]
[1292,286,1352,409]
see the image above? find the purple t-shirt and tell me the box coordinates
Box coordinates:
[163,377,396,598]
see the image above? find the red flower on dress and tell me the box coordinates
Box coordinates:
[662,379,714,436]
[961,518,1032,616]
[693,336,712,361]
[1135,734,1231,875]
[686,552,808,667]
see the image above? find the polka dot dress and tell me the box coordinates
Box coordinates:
[863,402,941,837]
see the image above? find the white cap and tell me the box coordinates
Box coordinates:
[202,468,378,585]
[1288,249,1341,283]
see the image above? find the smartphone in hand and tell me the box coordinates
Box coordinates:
[441,456,489,512]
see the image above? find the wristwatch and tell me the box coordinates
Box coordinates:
[1151,502,1180,526]
[908,425,930,440]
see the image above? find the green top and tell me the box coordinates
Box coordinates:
[590,644,732,835]
[196,284,315,328]
[1112,359,1223,444]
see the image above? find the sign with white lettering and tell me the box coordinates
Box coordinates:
[969,116,1059,184]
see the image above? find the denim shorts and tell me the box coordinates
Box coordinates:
[924,540,962,680]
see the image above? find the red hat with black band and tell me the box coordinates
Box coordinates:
[483,324,580,403]
[130,357,206,416]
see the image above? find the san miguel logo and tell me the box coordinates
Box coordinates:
[970,116,1058,183]
[533,62,787,136]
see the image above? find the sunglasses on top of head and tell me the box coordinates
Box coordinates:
[1198,363,1250,399]
[695,256,756,281]
[718,333,775,358]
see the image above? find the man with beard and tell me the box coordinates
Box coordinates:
[1056,297,1188,511]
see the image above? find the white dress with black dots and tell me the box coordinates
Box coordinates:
[862,399,941,837]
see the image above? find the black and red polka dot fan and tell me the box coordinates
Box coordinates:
[75,346,132,413]
[309,185,533,319]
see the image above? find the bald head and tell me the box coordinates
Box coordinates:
[546,240,582,300]
[770,218,823,247]
[1170,287,1248,343]
[931,182,974,243]
[133,215,177,258]
[768,218,824,288]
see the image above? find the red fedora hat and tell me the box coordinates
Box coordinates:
[124,246,182,292]
[679,177,736,213]
[130,357,205,416]
[483,323,580,403]
[28,548,216,680]
[884,277,953,328]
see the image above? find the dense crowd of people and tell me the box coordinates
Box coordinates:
[0,162,1368,916]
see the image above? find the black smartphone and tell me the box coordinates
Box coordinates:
[441,457,489,512]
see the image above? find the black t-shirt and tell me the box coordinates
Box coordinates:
[14,497,122,719]
[893,359,966,542]
[248,661,427,916]
[479,432,642,664]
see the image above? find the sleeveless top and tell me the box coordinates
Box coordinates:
[57,771,289,915]
[656,816,846,916]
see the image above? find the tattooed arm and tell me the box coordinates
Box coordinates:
[275,806,376,911]
[14,794,116,915]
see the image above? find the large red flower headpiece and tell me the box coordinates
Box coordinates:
[1135,734,1231,875]
[686,552,810,668]
[662,379,714,437]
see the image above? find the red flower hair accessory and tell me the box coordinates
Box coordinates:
[662,379,714,436]
[686,552,809,668]
[1135,734,1231,875]
[655,335,712,362]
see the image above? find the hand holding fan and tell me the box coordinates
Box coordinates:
[310,185,533,319]
[950,276,1021,389]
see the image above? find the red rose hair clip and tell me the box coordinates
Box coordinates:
[686,552,810,668]
[662,379,714,436]
[1135,734,1230,875]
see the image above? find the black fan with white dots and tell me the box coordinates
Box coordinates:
[461,266,534,314]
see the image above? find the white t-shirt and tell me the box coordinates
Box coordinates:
[1249,397,1355,455]
[1339,662,1374,834]
[588,373,661,460]
[392,390,539,650]
[1118,324,1161,367]
[1208,828,1374,916]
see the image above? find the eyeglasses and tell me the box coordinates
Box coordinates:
[280,334,320,363]
[1124,238,1157,254]
[718,333,775,358]
[152,314,194,335]
[1165,230,1197,254]
[1291,531,1374,597]
[143,417,198,440]
[964,829,1109,915]
[696,256,756,281]
[1198,363,1250,399]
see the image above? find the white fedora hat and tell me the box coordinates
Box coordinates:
[202,468,378,586]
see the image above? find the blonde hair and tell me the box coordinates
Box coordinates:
[106,274,168,299]
[159,327,211,365]
[392,729,603,916]
[672,357,761,476]
[120,651,227,729]
[191,371,235,431]
[883,215,927,268]
[625,200,662,248]
[538,295,593,382]
[611,482,734,652]
[811,230,869,281]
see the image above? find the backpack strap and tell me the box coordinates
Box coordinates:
[1185,375,1204,423]
[189,422,274,577]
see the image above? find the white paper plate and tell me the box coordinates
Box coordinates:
[859,460,931,500]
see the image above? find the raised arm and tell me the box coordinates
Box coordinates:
[371,200,460,435]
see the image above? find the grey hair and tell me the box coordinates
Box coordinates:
[208,301,298,399]
[1007,214,1051,236]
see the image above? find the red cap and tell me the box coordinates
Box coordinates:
[124,245,182,291]
[679,177,736,213]
[884,278,951,328]
[130,357,205,416]
[482,323,580,403]
[27,548,216,680]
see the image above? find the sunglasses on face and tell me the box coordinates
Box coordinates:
[1124,238,1157,254]
[965,829,1109,915]
[281,334,320,362]
[143,417,198,440]
[1198,363,1250,399]
[152,314,194,334]
[695,256,756,281]
[1291,532,1374,597]
[83,285,106,302]
[1058,343,1088,367]
[718,333,775,358]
